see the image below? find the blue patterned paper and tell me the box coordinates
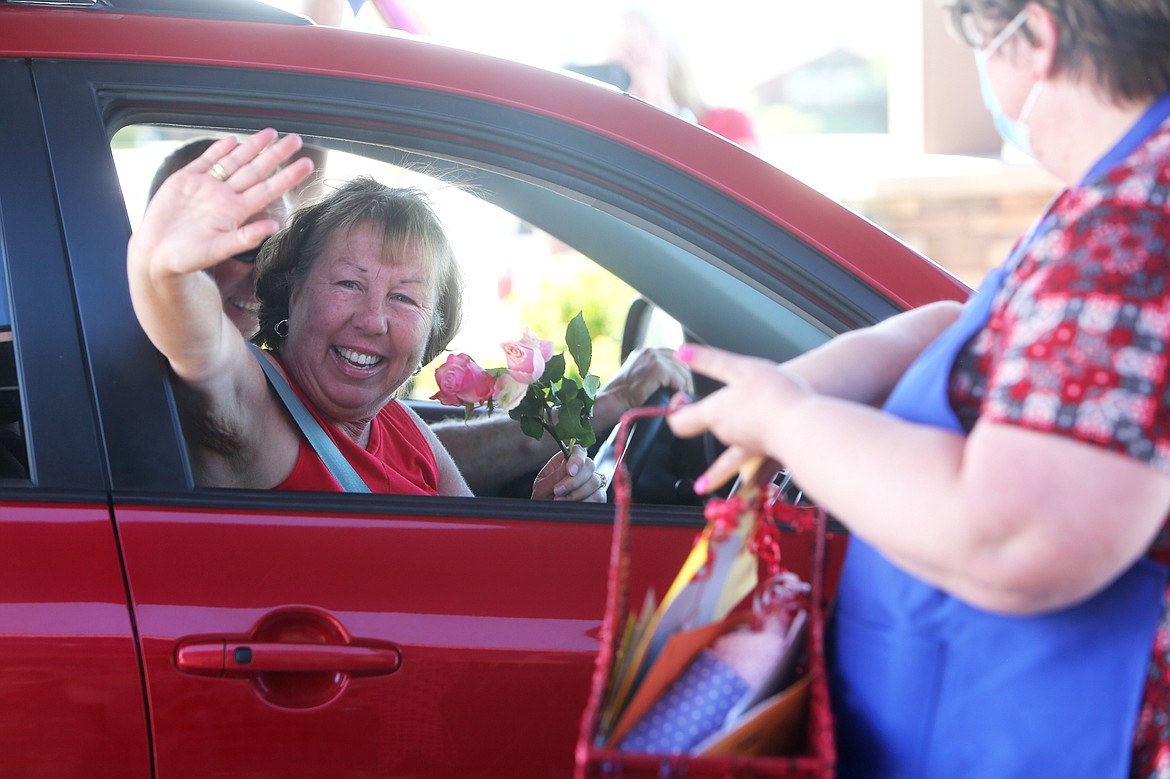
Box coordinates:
[619,650,748,754]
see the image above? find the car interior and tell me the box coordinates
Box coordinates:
[110,126,746,502]
[107,118,854,505]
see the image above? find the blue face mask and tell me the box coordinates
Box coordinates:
[973,10,1042,156]
[976,55,1034,155]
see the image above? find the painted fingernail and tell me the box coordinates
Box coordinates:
[676,345,695,362]
[693,475,710,494]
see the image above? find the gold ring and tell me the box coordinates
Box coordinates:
[209,162,230,182]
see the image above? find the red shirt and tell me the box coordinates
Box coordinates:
[275,379,439,495]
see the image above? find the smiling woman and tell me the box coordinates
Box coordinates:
[128,130,607,502]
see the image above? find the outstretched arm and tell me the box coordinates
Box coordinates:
[783,300,963,405]
[663,301,962,491]
[127,130,314,487]
[432,410,560,492]
[129,131,311,379]
[668,315,1170,615]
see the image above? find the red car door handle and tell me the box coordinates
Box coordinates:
[176,640,401,678]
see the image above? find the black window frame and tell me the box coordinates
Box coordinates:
[0,60,106,497]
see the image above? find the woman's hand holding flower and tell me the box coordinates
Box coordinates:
[531,445,607,502]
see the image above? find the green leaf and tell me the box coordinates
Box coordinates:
[554,394,595,450]
[583,373,601,400]
[511,388,546,418]
[557,377,580,405]
[566,312,592,377]
[555,416,595,450]
[554,399,586,438]
[541,353,566,384]
[519,415,545,441]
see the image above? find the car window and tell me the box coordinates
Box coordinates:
[113,126,682,394]
[111,124,688,491]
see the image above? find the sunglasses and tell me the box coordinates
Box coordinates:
[232,236,271,265]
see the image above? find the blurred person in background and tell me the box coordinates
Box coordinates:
[297,0,427,33]
[609,5,759,151]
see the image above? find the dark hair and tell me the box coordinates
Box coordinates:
[252,176,463,365]
[147,138,216,202]
[941,0,1170,103]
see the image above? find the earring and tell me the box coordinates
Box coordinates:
[274,319,289,338]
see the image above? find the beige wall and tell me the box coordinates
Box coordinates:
[851,0,1060,287]
[845,165,1062,287]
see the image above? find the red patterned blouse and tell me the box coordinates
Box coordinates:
[947,118,1170,777]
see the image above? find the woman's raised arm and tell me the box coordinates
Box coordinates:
[127,130,314,488]
[127,130,312,384]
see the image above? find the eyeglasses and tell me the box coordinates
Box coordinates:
[947,4,1028,52]
[232,236,270,265]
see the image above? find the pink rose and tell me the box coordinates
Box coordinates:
[431,353,494,406]
[503,328,554,384]
[492,373,528,411]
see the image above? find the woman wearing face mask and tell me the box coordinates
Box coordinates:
[665,2,1170,776]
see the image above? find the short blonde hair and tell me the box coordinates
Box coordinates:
[253,176,463,365]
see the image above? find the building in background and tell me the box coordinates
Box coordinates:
[269,0,1063,288]
[748,0,1060,286]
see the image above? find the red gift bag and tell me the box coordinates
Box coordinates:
[575,406,836,779]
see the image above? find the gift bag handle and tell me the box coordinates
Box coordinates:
[577,404,665,768]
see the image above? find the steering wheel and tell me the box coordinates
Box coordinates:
[592,387,714,506]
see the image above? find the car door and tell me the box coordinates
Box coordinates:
[30,17,963,777]
[34,58,711,778]
[0,62,150,779]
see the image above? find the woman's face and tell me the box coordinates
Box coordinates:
[282,221,436,425]
[212,200,289,336]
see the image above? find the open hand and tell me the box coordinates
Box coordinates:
[132,129,314,278]
[594,346,693,431]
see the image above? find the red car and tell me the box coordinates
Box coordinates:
[0,1,967,777]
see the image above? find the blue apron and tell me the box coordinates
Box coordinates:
[829,92,1170,779]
